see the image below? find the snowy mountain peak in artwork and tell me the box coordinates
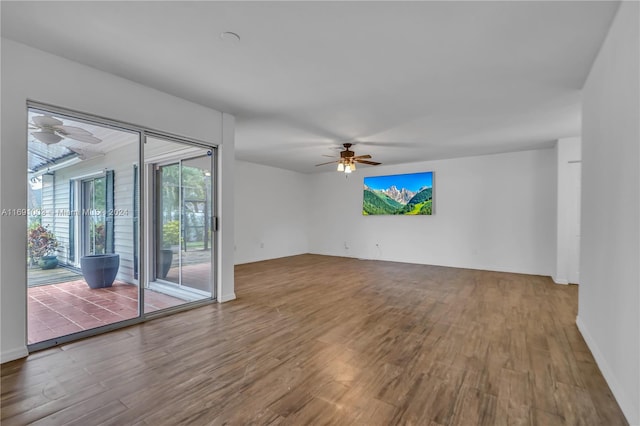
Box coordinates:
[378,185,415,205]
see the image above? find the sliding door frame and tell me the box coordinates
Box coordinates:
[143,136,217,305]
[26,100,219,352]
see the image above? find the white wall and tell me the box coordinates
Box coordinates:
[1,39,235,362]
[234,161,309,264]
[578,2,640,424]
[553,137,581,284]
[219,113,236,302]
[308,149,557,276]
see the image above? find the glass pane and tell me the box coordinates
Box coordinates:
[145,137,214,314]
[157,163,180,285]
[83,178,107,256]
[26,107,140,346]
[180,155,212,294]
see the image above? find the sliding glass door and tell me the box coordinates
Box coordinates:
[26,103,218,351]
[144,137,215,312]
[26,106,140,348]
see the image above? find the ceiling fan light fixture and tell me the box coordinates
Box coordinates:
[31,131,62,145]
[317,142,380,172]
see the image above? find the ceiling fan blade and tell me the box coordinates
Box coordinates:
[64,133,102,144]
[355,159,381,165]
[322,154,337,158]
[32,115,63,127]
[355,141,417,148]
[352,154,372,160]
[69,147,103,160]
[315,160,339,166]
[31,131,63,145]
[54,125,92,136]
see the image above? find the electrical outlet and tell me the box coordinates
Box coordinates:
[260,242,264,248]
[344,241,349,250]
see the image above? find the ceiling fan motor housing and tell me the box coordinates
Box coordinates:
[314,142,380,168]
[340,150,354,159]
[340,143,354,162]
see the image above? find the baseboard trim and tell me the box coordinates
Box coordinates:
[552,276,569,285]
[219,292,236,303]
[1,346,28,364]
[234,251,309,266]
[576,315,637,425]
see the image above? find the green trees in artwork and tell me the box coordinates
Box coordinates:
[363,187,433,215]
[419,201,432,215]
[399,188,433,215]
[363,190,403,215]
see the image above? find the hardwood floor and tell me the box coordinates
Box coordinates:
[1,254,627,425]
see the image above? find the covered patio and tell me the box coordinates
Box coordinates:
[25,108,215,346]
[28,268,184,344]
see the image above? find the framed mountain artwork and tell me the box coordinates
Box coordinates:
[363,171,434,215]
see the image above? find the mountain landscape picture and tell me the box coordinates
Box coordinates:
[363,171,434,215]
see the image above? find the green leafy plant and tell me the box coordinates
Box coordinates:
[163,220,180,248]
[27,223,58,265]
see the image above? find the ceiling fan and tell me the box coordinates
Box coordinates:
[315,143,381,173]
[66,147,103,161]
[29,115,102,145]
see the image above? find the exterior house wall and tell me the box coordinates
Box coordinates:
[39,141,139,282]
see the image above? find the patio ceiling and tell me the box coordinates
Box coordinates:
[27,109,138,175]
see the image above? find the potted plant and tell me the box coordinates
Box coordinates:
[159,220,179,278]
[27,223,59,269]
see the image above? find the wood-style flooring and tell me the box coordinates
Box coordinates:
[1,254,627,425]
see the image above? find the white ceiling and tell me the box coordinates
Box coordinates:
[2,1,619,173]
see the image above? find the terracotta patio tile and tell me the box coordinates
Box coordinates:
[46,317,75,328]
[82,319,109,329]
[50,324,84,335]
[28,323,52,333]
[28,280,186,344]
[90,311,131,322]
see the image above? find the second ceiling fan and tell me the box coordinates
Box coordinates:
[29,115,102,145]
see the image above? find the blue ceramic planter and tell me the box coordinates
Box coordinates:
[160,249,173,279]
[81,254,120,289]
[38,255,58,270]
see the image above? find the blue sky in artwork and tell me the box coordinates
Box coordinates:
[364,171,433,192]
